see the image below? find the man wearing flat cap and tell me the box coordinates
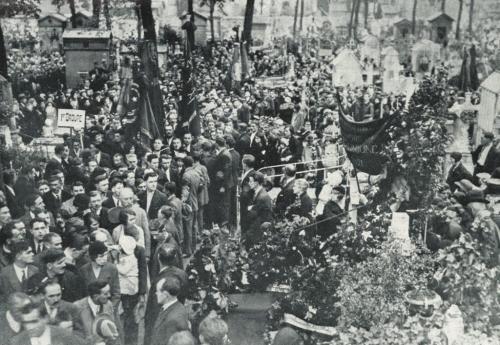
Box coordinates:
[473,132,498,176]
[446,152,474,192]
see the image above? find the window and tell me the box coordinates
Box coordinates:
[83,40,89,48]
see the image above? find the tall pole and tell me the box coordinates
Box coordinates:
[293,0,300,40]
[468,0,474,35]
[188,0,195,49]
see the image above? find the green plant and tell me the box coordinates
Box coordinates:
[336,242,434,330]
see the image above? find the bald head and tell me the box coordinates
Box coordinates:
[120,187,135,208]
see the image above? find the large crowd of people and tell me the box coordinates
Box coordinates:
[1,15,499,343]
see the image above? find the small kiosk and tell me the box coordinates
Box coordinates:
[63,29,112,88]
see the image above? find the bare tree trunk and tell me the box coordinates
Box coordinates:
[348,0,357,39]
[140,0,157,40]
[0,20,8,79]
[68,0,77,28]
[456,0,463,39]
[92,0,101,28]
[293,0,299,40]
[242,0,255,52]
[209,0,215,43]
[103,0,111,30]
[187,0,195,48]
[299,0,304,33]
[354,0,361,39]
[441,0,446,12]
[135,0,142,40]
[468,0,474,34]
[364,0,369,27]
[412,0,418,35]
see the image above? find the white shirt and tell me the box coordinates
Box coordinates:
[113,196,121,207]
[161,299,178,312]
[87,297,101,317]
[44,301,57,320]
[6,311,21,333]
[13,263,28,283]
[146,191,154,213]
[478,143,493,166]
[30,326,51,345]
[91,264,102,279]
[5,185,15,196]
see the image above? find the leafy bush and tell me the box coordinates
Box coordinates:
[336,242,434,330]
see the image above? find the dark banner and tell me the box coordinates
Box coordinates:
[140,40,165,137]
[338,101,390,175]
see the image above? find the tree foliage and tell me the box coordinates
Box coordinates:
[0,0,40,17]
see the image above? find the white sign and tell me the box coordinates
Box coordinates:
[390,212,410,240]
[57,109,86,130]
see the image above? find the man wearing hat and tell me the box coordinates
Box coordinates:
[472,132,498,175]
[446,152,474,192]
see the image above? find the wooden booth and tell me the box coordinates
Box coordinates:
[38,13,67,52]
[428,12,453,45]
[63,29,112,88]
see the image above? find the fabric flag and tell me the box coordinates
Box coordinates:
[336,92,391,175]
[136,85,161,152]
[180,28,200,137]
[231,42,243,84]
[140,40,166,136]
[469,44,479,91]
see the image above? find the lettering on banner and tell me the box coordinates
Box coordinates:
[57,109,86,131]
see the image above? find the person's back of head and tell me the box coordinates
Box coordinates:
[272,327,303,345]
[199,313,229,345]
[158,243,178,267]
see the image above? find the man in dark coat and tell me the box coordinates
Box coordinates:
[245,172,273,248]
[0,240,38,301]
[42,176,71,216]
[446,152,474,192]
[472,131,498,175]
[240,154,256,235]
[225,135,241,231]
[44,144,70,179]
[274,165,297,217]
[208,136,233,227]
[149,276,189,345]
[139,172,168,221]
[144,244,188,345]
[317,186,345,240]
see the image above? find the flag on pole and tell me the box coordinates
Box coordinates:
[136,83,161,152]
[140,40,165,136]
[180,23,200,137]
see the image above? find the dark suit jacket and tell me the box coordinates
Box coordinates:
[472,144,498,174]
[275,178,296,216]
[228,148,241,188]
[43,190,72,215]
[3,186,23,219]
[240,169,255,232]
[78,262,121,307]
[139,189,168,220]
[246,188,273,246]
[211,149,233,190]
[150,301,189,345]
[95,207,112,230]
[13,175,36,206]
[45,158,69,179]
[42,299,81,325]
[96,152,112,169]
[289,192,313,220]
[446,162,474,191]
[102,196,119,209]
[317,200,343,240]
[10,325,87,345]
[0,264,38,301]
[235,132,251,155]
[0,246,12,269]
[144,267,188,345]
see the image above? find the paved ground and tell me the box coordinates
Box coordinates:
[224,293,277,345]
